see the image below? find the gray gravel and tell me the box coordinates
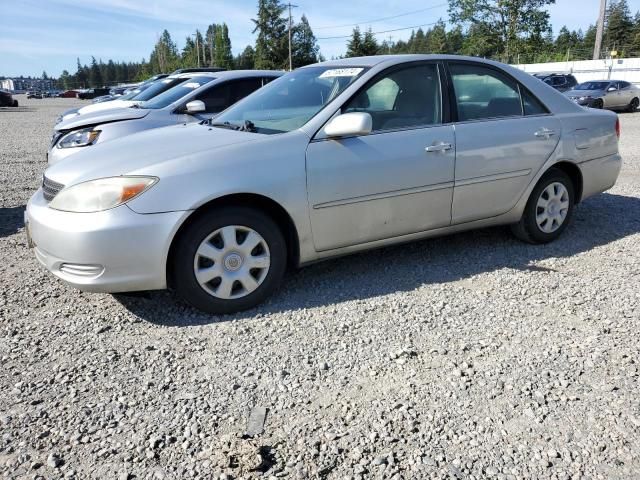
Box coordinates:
[1,96,639,479]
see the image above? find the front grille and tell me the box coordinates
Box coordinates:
[42,176,64,202]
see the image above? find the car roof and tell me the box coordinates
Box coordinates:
[167,72,220,79]
[205,70,284,80]
[302,54,525,70]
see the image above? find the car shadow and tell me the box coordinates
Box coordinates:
[116,193,640,326]
[0,206,25,238]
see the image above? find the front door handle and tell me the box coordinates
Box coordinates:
[534,128,556,139]
[425,142,452,153]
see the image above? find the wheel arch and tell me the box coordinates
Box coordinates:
[550,161,583,203]
[166,193,300,289]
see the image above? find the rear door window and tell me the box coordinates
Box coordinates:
[449,63,522,121]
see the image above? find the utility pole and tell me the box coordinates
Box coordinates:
[387,36,393,54]
[287,3,298,71]
[593,0,607,60]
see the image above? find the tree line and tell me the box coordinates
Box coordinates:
[54,0,640,89]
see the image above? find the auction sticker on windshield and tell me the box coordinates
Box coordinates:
[182,82,202,89]
[319,68,364,78]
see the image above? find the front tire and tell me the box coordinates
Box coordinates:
[171,207,287,314]
[12,100,18,107]
[593,99,604,109]
[511,168,575,244]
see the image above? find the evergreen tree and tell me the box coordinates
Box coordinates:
[75,58,88,88]
[89,56,103,87]
[362,28,379,55]
[235,45,256,69]
[631,12,640,55]
[58,70,71,90]
[291,14,320,67]
[253,0,288,69]
[583,24,597,58]
[150,29,179,72]
[205,24,218,66]
[604,0,633,55]
[346,26,364,57]
[181,36,199,67]
[446,26,464,54]
[105,60,117,85]
[215,23,234,69]
[425,20,448,53]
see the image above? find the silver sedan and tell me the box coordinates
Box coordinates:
[565,80,640,111]
[49,70,282,165]
[26,55,622,314]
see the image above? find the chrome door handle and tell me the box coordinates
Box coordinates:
[425,142,452,153]
[534,128,556,139]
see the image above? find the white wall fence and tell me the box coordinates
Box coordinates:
[514,58,640,84]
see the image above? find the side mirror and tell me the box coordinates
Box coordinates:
[185,100,205,113]
[324,112,372,138]
[607,86,616,92]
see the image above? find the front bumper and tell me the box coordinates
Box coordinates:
[569,97,599,107]
[26,189,187,293]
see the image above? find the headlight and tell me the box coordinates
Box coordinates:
[49,176,158,213]
[57,128,100,148]
[579,96,591,101]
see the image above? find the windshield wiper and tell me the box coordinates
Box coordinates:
[207,120,257,133]
[207,120,238,130]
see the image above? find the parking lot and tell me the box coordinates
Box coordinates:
[1,96,639,479]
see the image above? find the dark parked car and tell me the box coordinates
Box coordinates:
[27,91,43,99]
[534,73,578,92]
[0,89,18,107]
[78,88,111,100]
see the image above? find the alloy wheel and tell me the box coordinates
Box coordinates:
[193,225,271,299]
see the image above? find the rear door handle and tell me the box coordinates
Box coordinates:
[534,128,556,139]
[425,142,452,153]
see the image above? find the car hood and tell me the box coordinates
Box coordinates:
[565,89,604,97]
[56,107,150,131]
[44,122,266,187]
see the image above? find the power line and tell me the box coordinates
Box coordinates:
[314,3,448,30]
[317,20,441,40]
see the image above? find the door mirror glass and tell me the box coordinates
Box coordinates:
[324,112,372,138]
[185,100,205,113]
[607,86,617,92]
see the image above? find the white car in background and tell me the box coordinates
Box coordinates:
[48,70,282,164]
[56,72,221,123]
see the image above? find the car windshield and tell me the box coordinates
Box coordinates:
[129,77,190,101]
[142,76,215,110]
[120,84,150,100]
[576,81,610,91]
[212,66,368,134]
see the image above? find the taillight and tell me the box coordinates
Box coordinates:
[615,117,620,139]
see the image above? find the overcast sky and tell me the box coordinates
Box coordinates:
[2,0,638,78]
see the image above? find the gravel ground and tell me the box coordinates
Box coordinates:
[1,96,639,480]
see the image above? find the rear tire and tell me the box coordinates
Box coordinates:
[628,97,639,113]
[171,207,287,314]
[511,168,575,244]
[12,100,18,107]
